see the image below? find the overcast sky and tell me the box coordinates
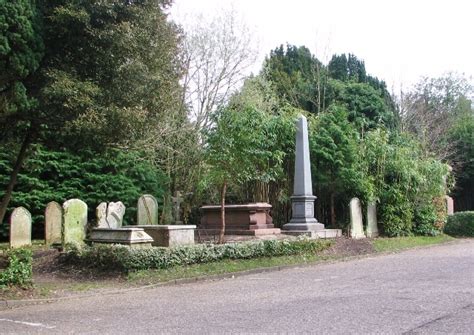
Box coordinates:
[170,0,473,92]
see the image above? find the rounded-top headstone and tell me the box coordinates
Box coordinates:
[349,197,365,239]
[137,195,158,225]
[9,207,32,248]
[62,199,88,246]
[45,201,63,246]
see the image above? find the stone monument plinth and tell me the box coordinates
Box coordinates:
[199,203,280,236]
[283,115,324,232]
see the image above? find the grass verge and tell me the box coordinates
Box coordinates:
[127,253,328,284]
[372,234,455,253]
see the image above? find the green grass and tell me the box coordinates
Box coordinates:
[373,234,455,253]
[127,253,330,284]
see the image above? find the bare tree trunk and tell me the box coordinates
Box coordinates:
[0,128,35,224]
[218,180,227,244]
[330,192,336,228]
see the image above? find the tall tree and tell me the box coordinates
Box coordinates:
[263,44,327,114]
[0,0,185,225]
[0,0,43,128]
[179,8,257,130]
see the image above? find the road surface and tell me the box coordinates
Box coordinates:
[0,240,473,334]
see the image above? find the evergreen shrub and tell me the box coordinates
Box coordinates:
[64,238,331,272]
[444,212,474,237]
[0,146,167,239]
[0,248,33,288]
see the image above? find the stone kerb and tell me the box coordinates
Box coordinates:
[9,207,32,248]
[349,197,366,239]
[62,199,88,246]
[45,201,63,246]
[137,195,159,225]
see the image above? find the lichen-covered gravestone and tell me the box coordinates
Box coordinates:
[9,207,32,248]
[350,198,366,239]
[106,201,125,228]
[366,202,379,238]
[137,195,158,225]
[445,196,454,215]
[45,201,63,245]
[96,202,108,228]
[62,199,88,246]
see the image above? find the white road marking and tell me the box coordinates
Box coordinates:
[0,318,56,329]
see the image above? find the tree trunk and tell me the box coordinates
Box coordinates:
[0,128,35,225]
[330,192,336,228]
[218,181,227,244]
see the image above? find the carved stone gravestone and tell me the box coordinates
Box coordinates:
[45,201,63,245]
[171,191,184,225]
[350,198,365,239]
[283,115,324,232]
[366,202,379,238]
[9,207,32,248]
[63,199,87,246]
[445,196,454,215]
[137,195,158,225]
[96,202,108,228]
[106,201,125,228]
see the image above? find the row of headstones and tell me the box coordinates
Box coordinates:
[349,198,378,239]
[9,194,160,249]
[349,195,455,239]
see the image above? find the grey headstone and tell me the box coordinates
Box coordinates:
[96,202,108,228]
[106,201,125,228]
[45,201,62,246]
[283,114,324,231]
[9,207,32,248]
[63,199,87,246]
[366,202,378,238]
[137,195,158,225]
[445,196,454,215]
[350,198,365,239]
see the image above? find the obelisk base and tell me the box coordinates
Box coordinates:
[283,195,325,231]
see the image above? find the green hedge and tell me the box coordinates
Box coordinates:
[64,238,331,272]
[444,211,474,237]
[0,248,33,288]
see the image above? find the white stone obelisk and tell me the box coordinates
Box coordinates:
[283,115,324,231]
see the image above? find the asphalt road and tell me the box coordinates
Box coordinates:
[1,240,473,334]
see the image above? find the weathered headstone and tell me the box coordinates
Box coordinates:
[106,201,125,228]
[9,207,32,248]
[366,202,379,238]
[137,195,158,225]
[45,201,62,246]
[171,191,184,225]
[350,197,365,239]
[445,196,454,215]
[62,199,87,246]
[96,202,108,228]
[283,115,324,232]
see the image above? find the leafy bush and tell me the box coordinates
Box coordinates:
[0,146,168,239]
[0,248,33,288]
[413,203,440,236]
[64,238,331,272]
[444,212,474,237]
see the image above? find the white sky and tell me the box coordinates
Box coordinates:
[169,0,474,93]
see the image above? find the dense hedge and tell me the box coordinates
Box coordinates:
[0,248,33,288]
[0,146,167,239]
[64,238,331,272]
[444,212,474,237]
